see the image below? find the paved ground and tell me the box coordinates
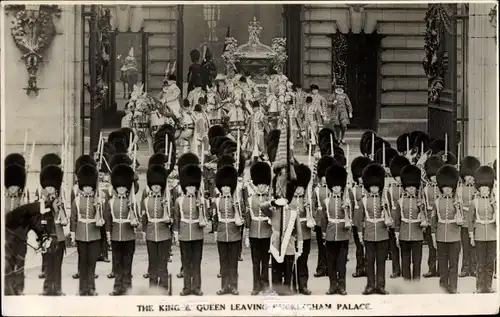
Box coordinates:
[22,241,493,296]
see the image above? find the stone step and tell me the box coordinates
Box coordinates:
[380,105,428,120]
[381,49,425,63]
[381,63,426,77]
[378,118,427,137]
[381,76,427,91]
[381,91,427,105]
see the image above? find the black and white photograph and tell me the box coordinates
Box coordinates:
[1,1,499,316]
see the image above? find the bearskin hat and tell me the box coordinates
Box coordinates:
[360,131,377,156]
[148,153,168,168]
[373,137,390,156]
[310,84,319,91]
[41,153,61,169]
[211,136,231,156]
[425,155,445,178]
[396,133,410,153]
[77,164,98,190]
[317,156,337,178]
[408,131,421,149]
[294,164,312,188]
[251,161,271,186]
[266,130,281,147]
[5,153,26,168]
[190,49,201,63]
[437,150,457,166]
[334,153,347,167]
[334,146,345,157]
[153,139,166,154]
[75,154,97,174]
[436,165,459,191]
[112,138,128,154]
[5,163,26,189]
[474,166,495,189]
[208,125,226,141]
[401,165,421,189]
[111,164,135,191]
[177,153,200,172]
[217,154,235,170]
[215,165,238,194]
[109,153,133,170]
[318,127,338,147]
[221,140,238,155]
[494,159,497,180]
[326,164,347,189]
[351,156,372,182]
[179,164,202,192]
[430,139,446,154]
[40,165,63,190]
[147,164,168,191]
[362,163,386,192]
[108,130,126,146]
[374,147,398,166]
[460,156,481,178]
[390,155,411,178]
[119,127,135,148]
[154,124,176,142]
[103,142,116,156]
[414,132,431,153]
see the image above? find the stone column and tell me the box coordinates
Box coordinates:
[467,3,497,164]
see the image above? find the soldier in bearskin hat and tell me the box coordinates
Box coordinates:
[470,165,496,293]
[458,156,481,278]
[394,165,427,281]
[290,164,314,295]
[70,164,102,296]
[105,164,139,295]
[355,163,393,295]
[39,164,67,296]
[322,163,351,295]
[422,155,445,278]
[243,161,273,295]
[311,155,336,277]
[213,165,244,295]
[141,164,172,294]
[386,155,411,279]
[431,164,463,294]
[349,156,372,278]
[173,164,208,296]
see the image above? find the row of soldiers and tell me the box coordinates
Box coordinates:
[4,123,497,296]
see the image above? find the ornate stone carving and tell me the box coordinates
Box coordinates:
[490,5,497,43]
[330,33,348,89]
[4,5,61,96]
[423,4,454,104]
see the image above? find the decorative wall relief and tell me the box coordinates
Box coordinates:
[423,4,453,104]
[330,33,348,89]
[5,5,61,95]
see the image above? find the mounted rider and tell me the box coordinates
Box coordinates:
[157,62,181,120]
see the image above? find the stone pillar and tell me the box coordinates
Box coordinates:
[467,3,497,164]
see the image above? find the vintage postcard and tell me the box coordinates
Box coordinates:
[1,0,499,316]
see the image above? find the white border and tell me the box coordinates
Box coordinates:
[1,0,500,316]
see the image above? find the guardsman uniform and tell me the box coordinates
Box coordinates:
[244,161,273,295]
[394,165,427,281]
[141,165,172,293]
[469,166,496,293]
[387,155,411,278]
[291,164,314,295]
[458,156,480,277]
[40,164,67,296]
[355,163,392,295]
[213,165,244,295]
[322,164,351,295]
[4,161,28,295]
[311,155,336,277]
[349,156,371,278]
[70,164,102,296]
[104,164,139,295]
[431,165,462,294]
[173,164,207,296]
[422,155,445,277]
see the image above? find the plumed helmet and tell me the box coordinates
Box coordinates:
[77,164,98,191]
[217,154,235,170]
[351,156,372,182]
[215,165,238,194]
[109,153,133,170]
[111,164,135,191]
[436,165,459,191]
[317,156,337,178]
[396,133,410,153]
[41,153,61,169]
[437,150,457,166]
[179,164,202,192]
[390,155,411,178]
[250,161,271,186]
[474,165,495,189]
[430,139,446,154]
[148,153,168,168]
[147,164,168,191]
[40,165,63,190]
[75,154,97,174]
[326,164,347,189]
[4,153,26,168]
[401,165,421,189]
[362,163,386,192]
[177,153,200,172]
[208,125,226,141]
[4,164,26,189]
[460,156,481,178]
[425,155,445,178]
[294,164,312,188]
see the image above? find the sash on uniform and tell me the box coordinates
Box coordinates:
[269,206,297,263]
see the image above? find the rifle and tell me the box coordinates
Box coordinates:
[95,133,105,227]
[129,143,139,227]
[198,143,207,227]
[306,129,316,229]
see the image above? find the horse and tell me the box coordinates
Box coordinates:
[5,201,57,295]
[121,68,139,99]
